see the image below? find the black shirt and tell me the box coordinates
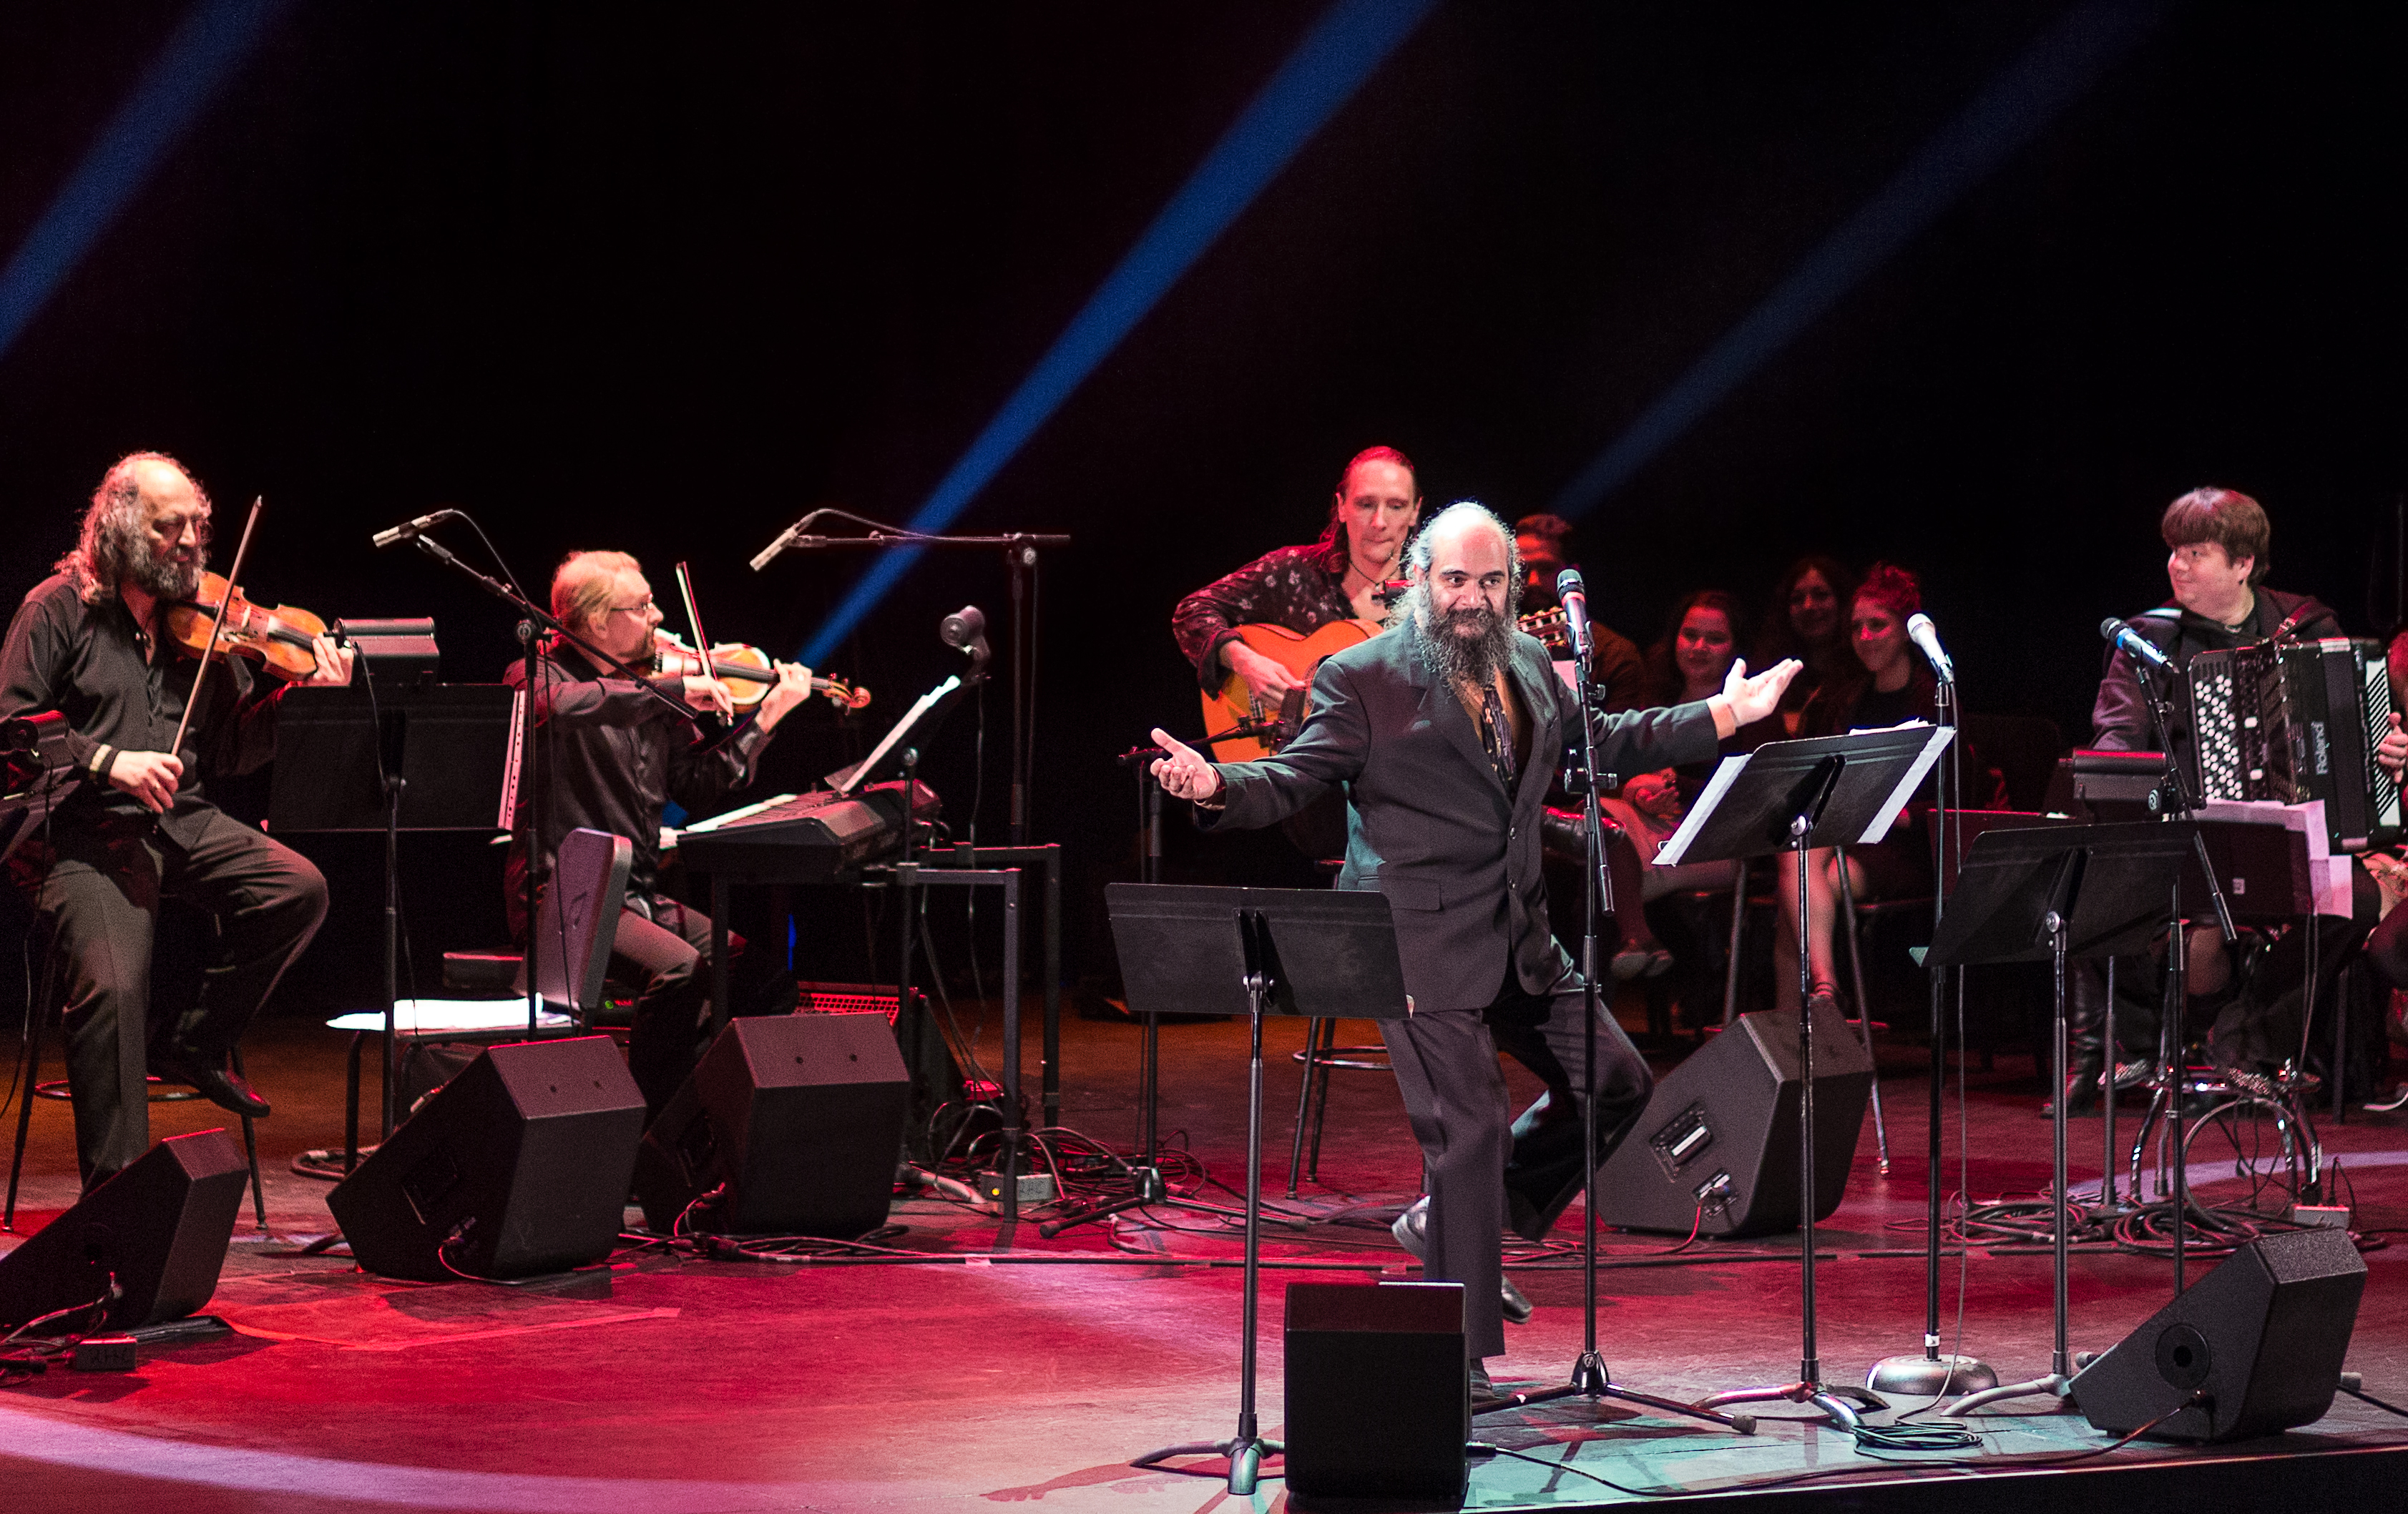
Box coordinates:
[501,641,775,933]
[2090,587,2340,761]
[0,572,280,847]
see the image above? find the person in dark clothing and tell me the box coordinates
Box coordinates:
[1,453,353,1186]
[1147,501,1798,1383]
[505,549,820,1116]
[2070,487,2374,1112]
[1774,564,1939,1013]
[1514,513,1648,715]
[1753,555,1858,729]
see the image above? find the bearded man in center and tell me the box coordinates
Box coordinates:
[1148,501,1798,1387]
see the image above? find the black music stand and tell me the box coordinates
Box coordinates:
[1658,724,1952,1432]
[1927,822,2195,1418]
[1110,884,1411,1498]
[269,683,514,1138]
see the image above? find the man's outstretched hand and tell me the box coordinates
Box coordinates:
[1710,657,1803,738]
[1149,728,1225,805]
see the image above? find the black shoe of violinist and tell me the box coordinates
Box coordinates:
[153,1043,271,1118]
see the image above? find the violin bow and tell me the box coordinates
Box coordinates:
[672,561,713,669]
[167,496,265,762]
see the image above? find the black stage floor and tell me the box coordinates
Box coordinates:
[4,998,2407,1512]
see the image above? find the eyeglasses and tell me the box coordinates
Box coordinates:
[605,599,656,618]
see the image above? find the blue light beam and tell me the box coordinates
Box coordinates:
[1550,0,2173,520]
[802,0,1438,664]
[0,0,298,365]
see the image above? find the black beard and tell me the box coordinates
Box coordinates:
[132,548,202,601]
[1411,596,1514,687]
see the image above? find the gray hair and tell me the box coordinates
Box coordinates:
[57,452,211,606]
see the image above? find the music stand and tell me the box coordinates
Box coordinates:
[1656,724,1952,1432]
[269,683,514,1138]
[1109,884,1411,1498]
[1924,822,2196,1417]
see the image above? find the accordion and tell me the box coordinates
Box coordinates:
[2186,636,2401,852]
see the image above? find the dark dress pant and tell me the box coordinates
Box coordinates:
[1381,968,1653,1359]
[19,811,327,1186]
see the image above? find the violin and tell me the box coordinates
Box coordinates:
[650,631,871,712]
[165,571,331,683]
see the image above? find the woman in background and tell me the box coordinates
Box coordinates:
[1773,564,1938,1013]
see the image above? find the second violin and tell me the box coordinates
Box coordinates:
[650,633,870,712]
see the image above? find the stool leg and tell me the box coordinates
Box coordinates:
[5,995,44,1232]
[1286,1018,1323,1199]
[1305,1017,1334,1184]
[6,933,62,1232]
[346,1031,366,1172]
[1721,859,1748,1027]
[230,1046,268,1232]
[1834,849,1889,1173]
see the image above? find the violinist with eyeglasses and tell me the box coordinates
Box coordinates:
[506,549,849,1118]
[1,453,355,1189]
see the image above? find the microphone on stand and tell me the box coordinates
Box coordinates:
[1555,569,1593,663]
[942,604,992,678]
[1904,612,1954,684]
[369,509,461,550]
[2100,617,2175,673]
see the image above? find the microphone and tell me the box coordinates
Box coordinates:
[941,604,992,677]
[371,509,461,549]
[2100,616,2175,673]
[1904,612,1954,684]
[1555,569,1592,662]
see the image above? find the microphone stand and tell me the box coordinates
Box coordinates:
[1867,654,1997,1397]
[753,513,1070,845]
[1487,604,1755,1437]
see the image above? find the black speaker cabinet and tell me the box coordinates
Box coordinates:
[327,1036,645,1282]
[2072,1227,2366,1442]
[633,1013,909,1237]
[1283,1281,1467,1504]
[0,1129,247,1329]
[1593,1008,1873,1237]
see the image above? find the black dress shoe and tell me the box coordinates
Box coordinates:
[1393,1196,1533,1324]
[1469,1358,1498,1402]
[154,1047,271,1118]
[1499,1272,1535,1325]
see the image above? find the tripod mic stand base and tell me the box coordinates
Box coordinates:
[1943,1372,2070,1418]
[1131,1436,1284,1496]
[1867,1352,1998,1397]
[1490,1351,1760,1434]
[1700,1380,1884,1432]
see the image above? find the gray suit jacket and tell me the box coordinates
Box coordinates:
[1200,626,1717,1011]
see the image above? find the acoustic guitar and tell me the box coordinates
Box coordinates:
[1199,607,1572,761]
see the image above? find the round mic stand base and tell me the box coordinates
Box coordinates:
[1867,1352,1999,1399]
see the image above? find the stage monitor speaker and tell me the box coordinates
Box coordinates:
[2071,1227,2365,1442]
[632,1013,909,1238]
[1592,1008,1872,1238]
[1283,1281,1467,1504]
[327,1036,644,1282]
[0,1128,247,1330]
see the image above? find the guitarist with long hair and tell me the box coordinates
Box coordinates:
[1172,446,1422,754]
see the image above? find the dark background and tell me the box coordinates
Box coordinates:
[3,2,2401,1008]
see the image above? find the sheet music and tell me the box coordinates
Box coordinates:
[836,674,961,797]
[1653,752,1749,867]
[1856,723,1955,845]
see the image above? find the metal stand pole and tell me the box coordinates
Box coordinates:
[1945,911,2079,1415]
[1870,674,1995,1397]
[1699,806,1884,1431]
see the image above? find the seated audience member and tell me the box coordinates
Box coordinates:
[1773,564,1938,1013]
[1516,512,1648,714]
[1753,555,1858,730]
[1542,591,1773,983]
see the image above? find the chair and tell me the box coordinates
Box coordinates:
[6,908,268,1234]
[322,827,631,1172]
[1286,1018,1391,1196]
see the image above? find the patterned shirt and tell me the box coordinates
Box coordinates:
[1171,538,1358,691]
